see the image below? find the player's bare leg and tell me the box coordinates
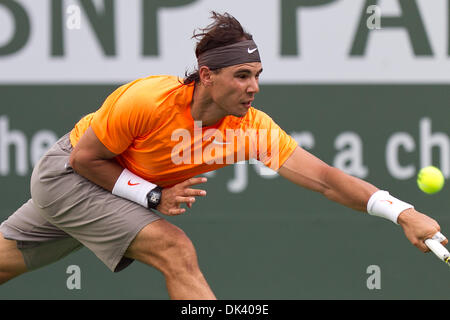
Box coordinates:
[0,233,27,284]
[125,219,216,300]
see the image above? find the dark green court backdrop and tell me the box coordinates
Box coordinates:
[0,84,449,299]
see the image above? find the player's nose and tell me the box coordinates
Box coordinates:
[247,77,259,94]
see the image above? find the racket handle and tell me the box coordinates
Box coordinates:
[425,238,450,266]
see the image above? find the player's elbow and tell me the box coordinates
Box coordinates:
[69,149,92,173]
[298,164,335,197]
[68,150,82,172]
[319,166,344,200]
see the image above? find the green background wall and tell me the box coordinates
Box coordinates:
[1,84,449,299]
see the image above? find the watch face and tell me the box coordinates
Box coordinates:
[149,191,161,203]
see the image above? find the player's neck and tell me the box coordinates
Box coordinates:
[190,84,227,127]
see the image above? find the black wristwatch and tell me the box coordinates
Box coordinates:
[146,186,163,209]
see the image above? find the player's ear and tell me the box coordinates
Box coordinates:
[199,66,213,87]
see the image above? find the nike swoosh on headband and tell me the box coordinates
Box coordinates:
[197,40,261,69]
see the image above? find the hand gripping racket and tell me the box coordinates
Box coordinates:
[424,232,450,267]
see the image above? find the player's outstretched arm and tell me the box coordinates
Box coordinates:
[277,146,376,211]
[397,209,447,252]
[277,146,447,251]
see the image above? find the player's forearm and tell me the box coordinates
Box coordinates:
[69,126,125,192]
[69,152,123,192]
[278,146,378,212]
[320,166,378,212]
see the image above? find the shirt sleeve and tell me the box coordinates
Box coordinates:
[252,109,298,170]
[90,80,156,155]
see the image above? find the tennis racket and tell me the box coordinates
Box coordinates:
[424,232,450,267]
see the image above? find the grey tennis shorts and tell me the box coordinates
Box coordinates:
[0,133,161,272]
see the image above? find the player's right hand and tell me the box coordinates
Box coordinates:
[156,177,208,216]
[397,208,448,252]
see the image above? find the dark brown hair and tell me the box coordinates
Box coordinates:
[183,12,253,85]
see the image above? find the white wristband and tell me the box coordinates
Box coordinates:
[112,168,157,208]
[367,190,414,224]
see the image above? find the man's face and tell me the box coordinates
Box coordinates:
[209,62,263,118]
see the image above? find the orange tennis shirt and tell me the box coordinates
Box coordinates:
[70,75,298,187]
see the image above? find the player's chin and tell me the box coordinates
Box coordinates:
[235,103,251,117]
[234,110,248,118]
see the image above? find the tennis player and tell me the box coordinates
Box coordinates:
[0,12,446,299]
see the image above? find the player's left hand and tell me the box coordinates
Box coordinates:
[397,208,448,252]
[156,177,208,216]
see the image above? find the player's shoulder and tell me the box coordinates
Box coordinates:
[121,75,193,104]
[125,75,187,98]
[137,74,185,88]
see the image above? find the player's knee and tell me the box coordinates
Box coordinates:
[158,229,200,276]
[0,271,17,285]
[0,237,28,284]
[130,222,201,276]
[0,261,26,285]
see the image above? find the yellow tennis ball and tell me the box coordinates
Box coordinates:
[417,166,445,194]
